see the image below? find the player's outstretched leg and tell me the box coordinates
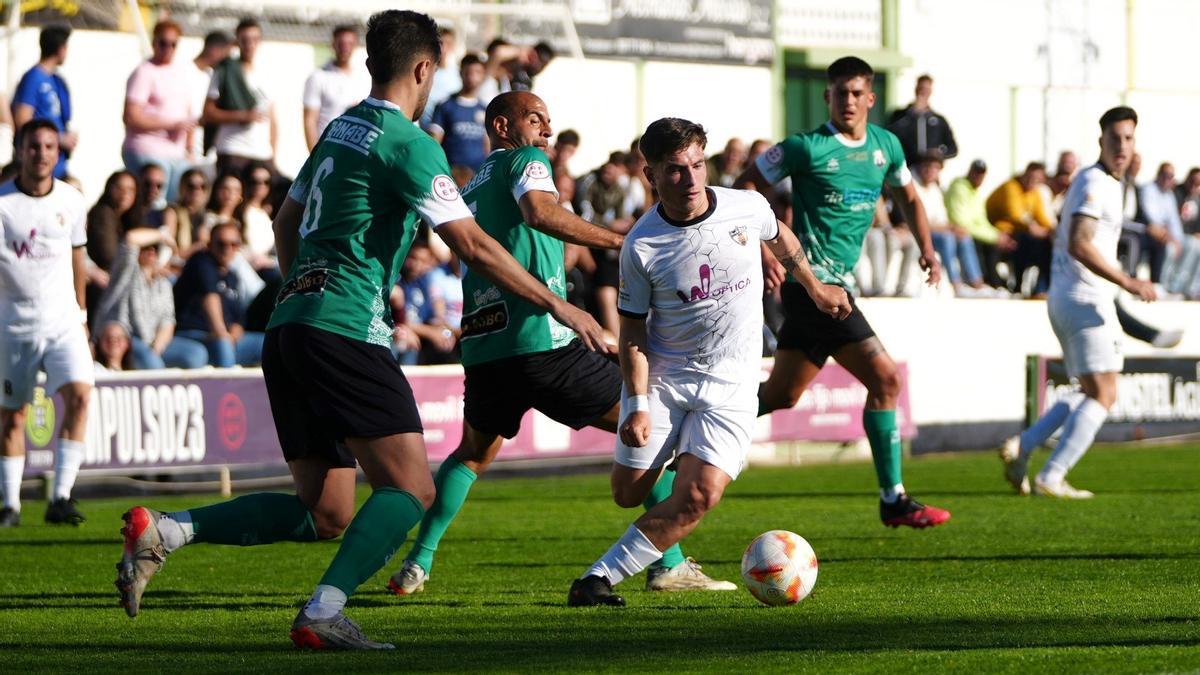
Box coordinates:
[1033,374,1114,499]
[836,339,950,529]
[570,455,731,607]
[116,491,324,616]
[999,392,1083,495]
[643,466,735,592]
[291,433,433,650]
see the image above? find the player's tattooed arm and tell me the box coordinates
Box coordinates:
[764,224,851,320]
[1068,214,1156,301]
[520,190,624,249]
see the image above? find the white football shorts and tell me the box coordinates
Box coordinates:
[1,326,94,409]
[1048,294,1123,378]
[614,372,757,480]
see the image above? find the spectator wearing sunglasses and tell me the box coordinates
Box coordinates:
[122,21,196,203]
[173,222,264,367]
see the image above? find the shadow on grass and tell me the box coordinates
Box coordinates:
[3,614,1197,669]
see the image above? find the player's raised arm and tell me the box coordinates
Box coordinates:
[436,217,607,352]
[1068,214,1156,301]
[519,189,624,249]
[888,181,942,286]
[763,223,851,320]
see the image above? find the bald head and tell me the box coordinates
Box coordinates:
[485,91,552,150]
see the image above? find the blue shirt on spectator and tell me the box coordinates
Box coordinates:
[174,251,244,333]
[430,264,464,330]
[429,95,487,171]
[13,64,71,178]
[399,270,441,326]
[1138,182,1184,243]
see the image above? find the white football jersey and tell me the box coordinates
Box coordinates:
[0,179,87,337]
[1050,163,1124,303]
[618,186,779,381]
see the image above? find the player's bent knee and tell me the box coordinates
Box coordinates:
[612,486,645,509]
[678,483,723,524]
[311,507,353,540]
[869,367,902,401]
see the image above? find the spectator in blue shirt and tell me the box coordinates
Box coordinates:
[173,222,264,367]
[427,54,488,172]
[12,24,75,178]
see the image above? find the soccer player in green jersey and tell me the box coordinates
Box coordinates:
[738,56,952,528]
[114,10,606,650]
[387,92,736,597]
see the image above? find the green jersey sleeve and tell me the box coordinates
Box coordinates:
[506,146,558,203]
[288,152,316,203]
[756,134,810,185]
[390,135,474,228]
[882,132,912,188]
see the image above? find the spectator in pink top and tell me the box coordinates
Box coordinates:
[122,20,195,203]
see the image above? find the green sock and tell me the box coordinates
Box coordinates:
[190,493,317,546]
[319,487,424,596]
[644,467,686,570]
[406,456,477,573]
[863,409,903,492]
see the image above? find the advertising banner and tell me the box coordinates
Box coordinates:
[23,361,915,478]
[1028,355,1200,440]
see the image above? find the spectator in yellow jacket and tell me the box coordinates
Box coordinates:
[986,162,1053,295]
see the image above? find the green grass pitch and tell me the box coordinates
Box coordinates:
[1,443,1198,673]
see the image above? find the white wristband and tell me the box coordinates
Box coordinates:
[626,395,649,413]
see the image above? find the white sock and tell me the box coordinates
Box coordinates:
[53,439,85,500]
[585,524,664,586]
[1,455,25,511]
[880,483,906,503]
[1039,397,1108,484]
[302,584,347,620]
[1020,392,1083,458]
[159,511,195,553]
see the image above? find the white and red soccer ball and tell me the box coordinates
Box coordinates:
[740,530,819,606]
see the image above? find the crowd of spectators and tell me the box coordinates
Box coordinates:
[5,20,1198,372]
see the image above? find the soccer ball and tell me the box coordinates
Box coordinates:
[740,530,819,606]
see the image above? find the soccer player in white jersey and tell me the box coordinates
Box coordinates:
[568,118,851,606]
[0,119,93,527]
[1000,106,1154,499]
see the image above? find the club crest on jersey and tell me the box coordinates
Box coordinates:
[432,175,460,201]
[873,150,886,167]
[525,161,550,180]
[826,158,839,172]
[729,225,748,246]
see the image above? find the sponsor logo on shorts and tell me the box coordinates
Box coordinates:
[276,267,331,304]
[25,387,54,448]
[525,161,550,180]
[433,175,460,201]
[460,301,509,339]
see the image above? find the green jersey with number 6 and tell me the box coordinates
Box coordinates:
[756,121,911,292]
[458,146,574,366]
[268,97,472,346]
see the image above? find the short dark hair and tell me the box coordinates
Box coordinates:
[827,56,874,84]
[39,24,71,59]
[153,20,182,39]
[17,119,59,148]
[639,117,708,164]
[1099,106,1138,131]
[916,73,933,85]
[606,151,629,167]
[203,30,232,49]
[534,41,555,62]
[460,53,483,70]
[486,38,510,56]
[484,92,533,136]
[1025,161,1047,175]
[556,129,580,147]
[365,10,441,84]
[235,18,260,35]
[332,24,358,39]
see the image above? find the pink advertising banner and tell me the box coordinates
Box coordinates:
[22,361,914,478]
